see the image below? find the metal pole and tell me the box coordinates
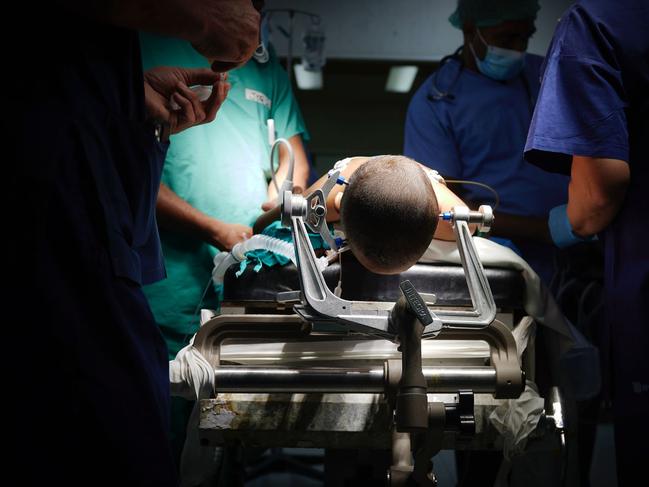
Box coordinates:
[287,9,294,85]
[213,365,497,394]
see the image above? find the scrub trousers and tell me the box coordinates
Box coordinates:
[6,123,177,487]
[608,280,649,487]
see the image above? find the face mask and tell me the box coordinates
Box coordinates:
[469,29,526,81]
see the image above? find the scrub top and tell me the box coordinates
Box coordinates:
[405,54,569,282]
[140,34,310,357]
[524,1,649,483]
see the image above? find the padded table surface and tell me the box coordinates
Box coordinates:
[223,255,525,309]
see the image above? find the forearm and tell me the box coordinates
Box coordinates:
[156,183,218,243]
[566,156,629,237]
[62,0,259,64]
[489,212,552,243]
[253,205,281,234]
[432,180,477,240]
[459,189,551,242]
[62,1,203,40]
[291,138,310,193]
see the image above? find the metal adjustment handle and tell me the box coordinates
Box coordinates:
[281,190,307,228]
[393,281,429,433]
[280,181,347,252]
[440,205,494,234]
[477,205,493,233]
[400,281,433,327]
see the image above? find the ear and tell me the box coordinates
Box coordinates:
[334,192,343,212]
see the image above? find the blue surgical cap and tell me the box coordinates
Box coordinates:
[449,0,540,29]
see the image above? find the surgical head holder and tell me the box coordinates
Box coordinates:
[280,170,497,340]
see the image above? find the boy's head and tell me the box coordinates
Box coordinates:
[339,155,439,274]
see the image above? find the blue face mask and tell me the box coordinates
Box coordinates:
[470,29,526,81]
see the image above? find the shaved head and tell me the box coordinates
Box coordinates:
[340,155,439,274]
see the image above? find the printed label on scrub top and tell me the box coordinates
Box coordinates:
[245,88,272,108]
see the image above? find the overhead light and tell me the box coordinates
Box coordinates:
[385,65,418,93]
[294,62,323,90]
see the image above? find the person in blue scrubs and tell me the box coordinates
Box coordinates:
[405,0,570,284]
[406,2,591,484]
[5,2,260,486]
[524,1,649,484]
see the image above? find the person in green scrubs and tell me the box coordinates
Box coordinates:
[139,32,310,469]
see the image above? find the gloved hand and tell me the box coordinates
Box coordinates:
[548,204,597,248]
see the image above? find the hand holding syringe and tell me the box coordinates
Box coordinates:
[169,85,215,110]
[144,67,229,135]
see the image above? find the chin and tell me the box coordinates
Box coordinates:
[361,258,415,276]
[352,247,416,275]
[371,264,413,275]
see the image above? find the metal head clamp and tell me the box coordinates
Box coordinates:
[440,205,494,234]
[281,170,340,252]
[280,172,497,340]
[280,173,440,339]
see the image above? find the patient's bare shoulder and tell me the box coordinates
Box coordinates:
[418,164,447,186]
[332,156,372,176]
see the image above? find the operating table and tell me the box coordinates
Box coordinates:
[190,173,567,486]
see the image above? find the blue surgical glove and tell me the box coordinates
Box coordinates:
[548,204,597,248]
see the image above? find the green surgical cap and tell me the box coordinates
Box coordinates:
[449,0,540,29]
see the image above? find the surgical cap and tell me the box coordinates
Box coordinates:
[449,0,540,29]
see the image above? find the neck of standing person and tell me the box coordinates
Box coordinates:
[461,42,479,73]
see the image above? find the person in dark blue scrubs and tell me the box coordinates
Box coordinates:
[405,0,570,285]
[5,2,260,486]
[525,1,649,484]
[406,2,604,484]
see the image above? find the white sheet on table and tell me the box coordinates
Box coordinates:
[421,237,599,400]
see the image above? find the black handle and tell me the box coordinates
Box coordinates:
[400,280,433,326]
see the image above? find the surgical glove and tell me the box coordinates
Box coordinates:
[548,204,597,248]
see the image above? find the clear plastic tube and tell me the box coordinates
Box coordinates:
[211,253,239,285]
[269,137,295,198]
[212,234,300,285]
[232,234,296,263]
